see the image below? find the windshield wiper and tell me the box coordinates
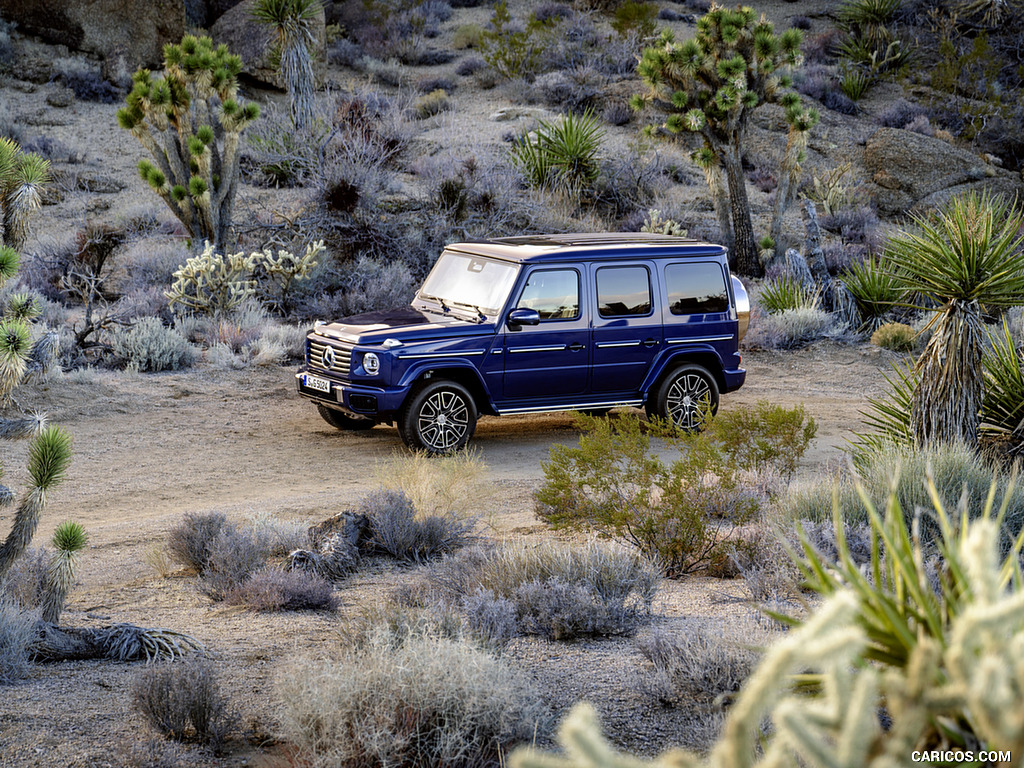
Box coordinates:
[418,293,450,314]
[449,301,487,323]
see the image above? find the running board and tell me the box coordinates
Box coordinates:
[497,400,643,415]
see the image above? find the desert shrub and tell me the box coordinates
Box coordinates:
[246,510,310,556]
[757,276,819,314]
[611,1,657,38]
[784,440,1024,547]
[871,321,915,351]
[110,317,197,372]
[536,409,813,575]
[479,1,554,80]
[328,38,364,67]
[460,588,519,649]
[821,88,859,115]
[277,634,548,768]
[635,622,763,706]
[602,100,632,126]
[0,547,48,608]
[453,24,484,49]
[132,659,233,749]
[199,526,272,601]
[0,600,36,684]
[299,255,418,319]
[119,239,189,298]
[876,97,928,128]
[430,540,658,640]
[710,401,817,480]
[455,55,487,76]
[54,62,121,103]
[413,89,450,119]
[745,306,841,349]
[819,204,882,250]
[167,512,230,573]
[373,449,489,519]
[359,489,475,563]
[225,567,337,611]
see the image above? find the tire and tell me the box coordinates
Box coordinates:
[647,364,719,431]
[317,403,376,431]
[398,380,477,453]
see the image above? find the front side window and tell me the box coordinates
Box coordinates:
[596,266,652,317]
[516,269,580,320]
[418,251,520,314]
[665,262,728,315]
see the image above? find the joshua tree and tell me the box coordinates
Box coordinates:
[117,35,259,252]
[0,138,49,252]
[633,5,817,277]
[887,191,1024,448]
[253,0,322,130]
[40,520,87,624]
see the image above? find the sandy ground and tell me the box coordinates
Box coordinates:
[0,341,895,767]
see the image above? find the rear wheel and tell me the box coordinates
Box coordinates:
[647,364,719,431]
[399,380,477,453]
[317,403,376,431]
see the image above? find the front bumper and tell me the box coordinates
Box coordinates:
[295,369,409,419]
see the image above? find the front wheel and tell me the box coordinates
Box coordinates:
[647,364,719,431]
[399,380,477,453]
[317,403,376,431]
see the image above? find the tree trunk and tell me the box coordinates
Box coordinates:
[911,300,983,448]
[721,144,761,277]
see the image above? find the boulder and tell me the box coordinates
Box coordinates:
[0,0,186,72]
[210,0,326,89]
[863,127,996,215]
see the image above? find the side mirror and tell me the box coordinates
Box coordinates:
[507,308,540,329]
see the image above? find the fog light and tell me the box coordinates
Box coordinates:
[363,352,380,375]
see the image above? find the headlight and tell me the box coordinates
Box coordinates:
[363,352,380,375]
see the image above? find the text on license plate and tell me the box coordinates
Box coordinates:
[304,374,331,393]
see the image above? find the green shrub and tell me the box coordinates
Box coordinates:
[479,1,554,80]
[429,540,659,640]
[839,253,906,329]
[757,276,818,314]
[611,1,657,38]
[453,24,484,49]
[414,88,451,119]
[870,321,915,351]
[111,317,197,372]
[277,634,549,768]
[535,407,814,576]
[509,109,605,196]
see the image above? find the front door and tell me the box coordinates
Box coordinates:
[503,266,590,399]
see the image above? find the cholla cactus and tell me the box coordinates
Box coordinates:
[641,210,687,237]
[513,476,1024,767]
[167,240,322,316]
[0,426,74,582]
[117,35,259,252]
[40,520,87,624]
[0,138,49,252]
[633,5,817,277]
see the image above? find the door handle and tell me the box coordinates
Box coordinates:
[643,338,658,348]
[569,342,586,352]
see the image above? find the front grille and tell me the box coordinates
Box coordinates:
[309,339,352,377]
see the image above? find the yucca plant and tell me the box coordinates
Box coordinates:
[633,6,817,276]
[840,253,906,330]
[40,520,87,624]
[850,359,916,461]
[757,275,818,314]
[510,110,605,198]
[117,35,259,252]
[0,138,50,251]
[981,318,1024,442]
[886,191,1024,448]
[252,0,321,130]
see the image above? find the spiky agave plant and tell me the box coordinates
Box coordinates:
[117,35,259,252]
[632,5,817,276]
[252,0,322,130]
[886,190,1024,448]
[0,426,73,582]
[0,138,50,251]
[40,520,87,624]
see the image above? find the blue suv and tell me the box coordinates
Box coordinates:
[296,233,749,452]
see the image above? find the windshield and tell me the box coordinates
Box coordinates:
[417,250,520,315]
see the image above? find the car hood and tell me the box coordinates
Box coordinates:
[314,306,496,345]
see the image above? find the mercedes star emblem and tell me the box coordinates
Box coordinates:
[322,346,336,369]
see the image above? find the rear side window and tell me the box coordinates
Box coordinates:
[516,269,580,320]
[665,262,729,315]
[596,266,652,317]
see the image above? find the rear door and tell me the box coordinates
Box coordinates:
[590,262,663,394]
[503,265,590,399]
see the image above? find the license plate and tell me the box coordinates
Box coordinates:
[304,374,331,393]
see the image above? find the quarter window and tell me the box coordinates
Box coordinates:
[665,262,728,315]
[597,266,652,317]
[516,269,580,320]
